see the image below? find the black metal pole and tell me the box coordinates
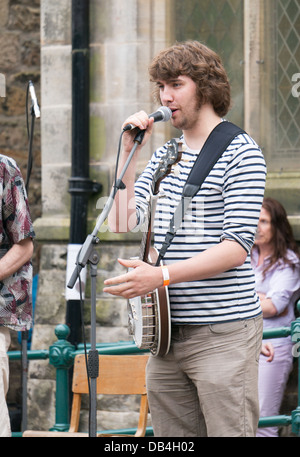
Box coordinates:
[66,0,101,347]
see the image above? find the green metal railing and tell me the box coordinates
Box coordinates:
[8,309,300,436]
[257,316,300,435]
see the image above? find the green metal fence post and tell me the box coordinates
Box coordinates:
[48,324,75,432]
[291,310,300,436]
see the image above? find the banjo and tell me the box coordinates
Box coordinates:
[128,138,182,357]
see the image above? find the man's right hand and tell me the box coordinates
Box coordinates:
[121,110,155,153]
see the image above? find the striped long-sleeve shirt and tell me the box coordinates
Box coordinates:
[134,128,267,325]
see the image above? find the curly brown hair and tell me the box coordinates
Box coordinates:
[148,40,231,117]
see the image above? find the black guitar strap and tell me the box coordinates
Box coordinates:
[156,121,245,265]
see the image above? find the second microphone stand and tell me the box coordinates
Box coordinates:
[67,129,145,437]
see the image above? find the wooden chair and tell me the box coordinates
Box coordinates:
[23,353,149,437]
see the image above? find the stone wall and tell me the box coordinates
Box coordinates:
[0,0,41,222]
[0,0,41,428]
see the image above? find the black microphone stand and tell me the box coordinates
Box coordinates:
[67,129,145,437]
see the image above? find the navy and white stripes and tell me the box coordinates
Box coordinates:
[134,130,267,324]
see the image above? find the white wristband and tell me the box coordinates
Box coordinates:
[161,266,170,287]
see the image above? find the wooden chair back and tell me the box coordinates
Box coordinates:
[69,353,149,436]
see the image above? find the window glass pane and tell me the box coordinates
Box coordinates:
[173,0,244,125]
[275,0,300,160]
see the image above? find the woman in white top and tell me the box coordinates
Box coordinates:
[252,197,300,437]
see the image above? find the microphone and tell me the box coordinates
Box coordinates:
[123,106,172,131]
[29,81,40,118]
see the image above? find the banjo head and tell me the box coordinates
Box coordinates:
[128,286,170,357]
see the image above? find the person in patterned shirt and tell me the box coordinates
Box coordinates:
[0,154,35,437]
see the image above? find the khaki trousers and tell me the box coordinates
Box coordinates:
[146,315,263,437]
[0,327,11,437]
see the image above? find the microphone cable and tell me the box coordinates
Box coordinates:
[25,81,39,191]
[25,82,34,191]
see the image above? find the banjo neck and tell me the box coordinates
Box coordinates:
[140,138,182,264]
